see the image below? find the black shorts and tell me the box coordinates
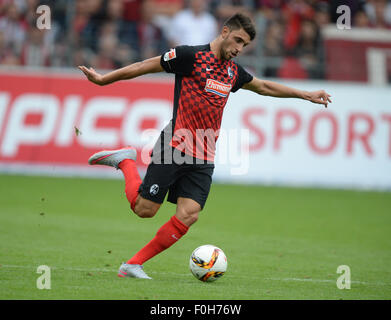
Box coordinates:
[139,159,214,210]
[139,123,215,209]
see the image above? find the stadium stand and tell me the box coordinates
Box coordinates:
[0,0,390,82]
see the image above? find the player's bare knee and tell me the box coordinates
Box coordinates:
[176,208,199,226]
[176,198,202,226]
[133,204,157,218]
[187,212,199,225]
[136,207,157,218]
[133,199,159,218]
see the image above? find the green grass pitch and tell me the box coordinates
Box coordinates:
[0,174,390,300]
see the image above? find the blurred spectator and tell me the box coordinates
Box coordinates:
[293,18,323,78]
[263,20,285,57]
[123,0,142,22]
[281,0,315,52]
[122,0,142,53]
[49,0,69,32]
[98,20,134,67]
[50,41,69,67]
[20,0,40,26]
[0,2,26,57]
[21,25,49,66]
[146,0,184,41]
[72,0,94,48]
[256,0,328,79]
[212,0,255,25]
[78,0,105,52]
[313,1,330,27]
[1,0,389,81]
[0,30,19,64]
[114,42,134,67]
[139,0,170,60]
[90,31,118,69]
[72,0,140,67]
[354,9,371,27]
[167,0,218,46]
[262,19,285,77]
[0,30,5,57]
[72,47,92,68]
[103,0,137,63]
[364,0,391,28]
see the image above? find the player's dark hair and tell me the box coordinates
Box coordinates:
[223,13,256,41]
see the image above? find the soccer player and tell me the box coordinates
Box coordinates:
[78,13,331,279]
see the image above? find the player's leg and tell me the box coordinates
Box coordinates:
[88,147,143,212]
[118,158,188,278]
[175,197,201,227]
[88,147,163,217]
[117,204,190,279]
[119,159,162,217]
[88,146,183,279]
[122,165,213,278]
[125,206,190,263]
[123,197,198,268]
[118,158,142,212]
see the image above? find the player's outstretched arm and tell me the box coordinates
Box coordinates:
[242,77,332,108]
[78,56,164,86]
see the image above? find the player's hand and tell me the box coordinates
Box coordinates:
[305,90,332,108]
[78,66,105,85]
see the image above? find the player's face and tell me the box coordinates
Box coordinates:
[220,27,251,60]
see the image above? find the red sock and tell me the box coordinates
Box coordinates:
[127,215,189,265]
[118,159,142,212]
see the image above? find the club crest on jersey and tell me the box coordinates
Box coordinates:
[163,48,176,61]
[227,66,233,78]
[150,184,159,196]
[205,79,232,97]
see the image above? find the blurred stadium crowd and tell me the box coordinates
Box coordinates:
[0,0,391,79]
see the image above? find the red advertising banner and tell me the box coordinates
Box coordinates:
[1,70,390,189]
[0,71,174,169]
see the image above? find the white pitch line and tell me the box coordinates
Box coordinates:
[1,264,115,273]
[0,264,191,277]
[1,264,390,286]
[265,277,391,286]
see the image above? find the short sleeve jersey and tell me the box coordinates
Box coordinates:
[160,44,253,162]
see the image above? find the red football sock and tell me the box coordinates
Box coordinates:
[127,215,189,265]
[118,159,142,212]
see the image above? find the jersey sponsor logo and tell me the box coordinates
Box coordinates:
[205,79,232,97]
[163,48,176,61]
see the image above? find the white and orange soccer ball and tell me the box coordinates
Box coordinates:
[189,245,227,282]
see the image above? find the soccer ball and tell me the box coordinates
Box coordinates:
[189,244,227,282]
